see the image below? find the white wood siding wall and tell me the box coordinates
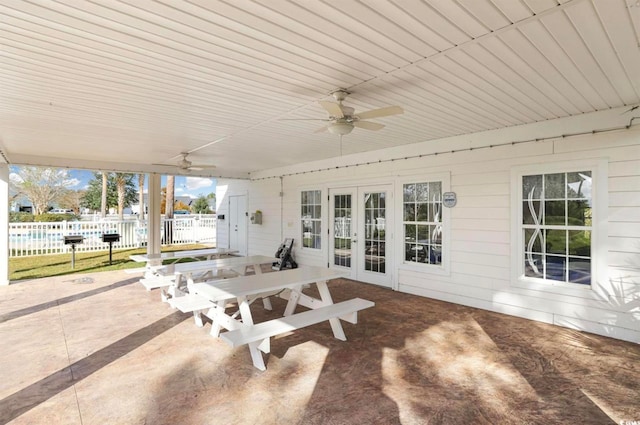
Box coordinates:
[246,179,282,257]
[223,127,640,343]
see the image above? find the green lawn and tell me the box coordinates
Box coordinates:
[9,244,212,281]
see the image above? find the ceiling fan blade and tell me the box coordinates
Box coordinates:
[356,105,403,120]
[319,100,345,118]
[189,164,216,170]
[354,121,385,131]
[314,125,329,133]
[279,118,331,121]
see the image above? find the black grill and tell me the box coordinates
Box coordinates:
[64,235,83,245]
[102,233,120,243]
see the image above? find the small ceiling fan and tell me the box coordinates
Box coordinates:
[156,152,216,172]
[288,90,404,135]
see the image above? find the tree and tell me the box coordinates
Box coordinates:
[57,189,85,213]
[192,195,212,214]
[166,175,175,219]
[138,174,145,220]
[175,200,191,211]
[164,175,175,244]
[82,172,137,213]
[207,192,216,212]
[9,166,74,215]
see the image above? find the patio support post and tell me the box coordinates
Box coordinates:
[0,164,9,285]
[147,173,162,267]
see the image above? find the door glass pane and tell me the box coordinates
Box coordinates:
[333,194,352,268]
[364,192,386,274]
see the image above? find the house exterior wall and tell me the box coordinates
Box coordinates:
[219,112,640,343]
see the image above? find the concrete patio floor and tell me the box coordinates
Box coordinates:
[0,269,638,425]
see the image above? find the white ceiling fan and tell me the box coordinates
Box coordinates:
[156,152,216,172]
[289,90,404,135]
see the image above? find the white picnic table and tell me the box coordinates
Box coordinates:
[156,255,275,283]
[140,255,275,302]
[181,266,374,371]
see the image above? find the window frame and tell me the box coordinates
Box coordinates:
[395,173,451,276]
[510,159,608,295]
[300,189,323,251]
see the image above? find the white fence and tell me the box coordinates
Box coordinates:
[9,216,217,257]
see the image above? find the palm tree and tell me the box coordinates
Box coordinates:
[114,173,128,220]
[101,172,108,218]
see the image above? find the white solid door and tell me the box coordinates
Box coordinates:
[329,185,392,287]
[229,195,247,256]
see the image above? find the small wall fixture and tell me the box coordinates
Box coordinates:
[250,210,262,224]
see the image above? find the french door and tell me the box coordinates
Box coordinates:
[329,185,392,287]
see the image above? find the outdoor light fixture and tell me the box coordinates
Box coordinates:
[328,122,354,135]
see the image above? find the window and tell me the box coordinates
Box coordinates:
[403,182,442,265]
[301,190,321,249]
[521,171,593,286]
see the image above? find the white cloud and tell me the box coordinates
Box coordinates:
[175,187,184,193]
[185,177,213,191]
[66,178,81,187]
[9,173,23,183]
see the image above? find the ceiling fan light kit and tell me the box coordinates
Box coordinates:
[328,122,354,135]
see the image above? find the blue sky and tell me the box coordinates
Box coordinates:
[12,167,216,200]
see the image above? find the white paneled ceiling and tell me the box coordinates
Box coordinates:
[1,0,639,178]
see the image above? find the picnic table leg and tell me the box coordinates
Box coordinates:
[262,297,272,310]
[248,264,272,310]
[237,295,266,371]
[316,280,346,341]
[209,300,227,337]
[166,273,187,302]
[283,286,302,316]
[193,310,205,327]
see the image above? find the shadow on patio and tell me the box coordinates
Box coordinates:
[0,271,638,424]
